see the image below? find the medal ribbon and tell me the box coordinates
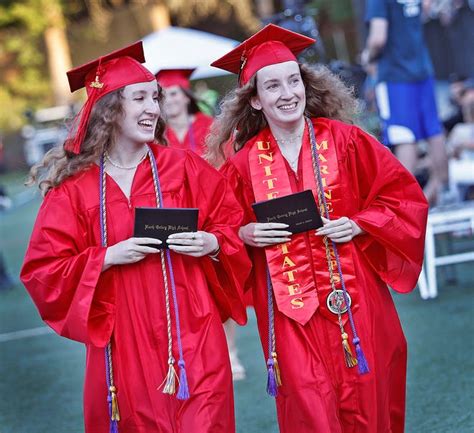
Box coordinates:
[248,122,359,326]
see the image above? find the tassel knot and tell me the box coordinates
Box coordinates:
[176,359,190,400]
[108,385,120,422]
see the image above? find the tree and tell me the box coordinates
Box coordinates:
[43,0,73,106]
[0,0,73,131]
[166,0,260,32]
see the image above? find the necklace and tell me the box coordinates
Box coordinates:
[276,138,302,172]
[274,133,303,147]
[274,125,305,172]
[104,150,147,170]
[284,153,299,172]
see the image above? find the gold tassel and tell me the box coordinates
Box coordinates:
[272,352,282,386]
[162,359,178,395]
[109,385,121,421]
[341,333,358,368]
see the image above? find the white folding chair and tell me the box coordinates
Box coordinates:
[418,203,474,299]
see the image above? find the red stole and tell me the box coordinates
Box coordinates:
[248,121,359,326]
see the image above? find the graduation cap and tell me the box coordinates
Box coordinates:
[211,24,315,86]
[156,68,195,89]
[65,41,155,154]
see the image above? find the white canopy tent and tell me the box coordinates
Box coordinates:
[142,26,239,80]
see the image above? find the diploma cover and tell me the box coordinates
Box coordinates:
[134,207,199,249]
[252,190,323,234]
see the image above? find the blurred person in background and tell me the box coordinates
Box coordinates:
[194,80,219,116]
[0,184,14,291]
[207,24,428,433]
[362,0,451,205]
[0,252,13,291]
[0,132,6,173]
[446,78,474,200]
[20,42,250,433]
[423,0,474,122]
[156,69,213,157]
[443,76,474,132]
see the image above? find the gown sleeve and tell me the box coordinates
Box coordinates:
[220,159,256,226]
[220,159,262,297]
[20,186,115,346]
[184,153,252,325]
[346,126,429,293]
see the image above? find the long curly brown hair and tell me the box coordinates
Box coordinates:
[26,85,167,195]
[205,64,359,167]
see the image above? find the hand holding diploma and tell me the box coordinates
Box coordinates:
[316,217,363,243]
[239,222,292,247]
[167,231,219,257]
[103,237,162,270]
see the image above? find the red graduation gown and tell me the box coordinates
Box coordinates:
[165,112,213,157]
[21,145,251,433]
[221,118,428,433]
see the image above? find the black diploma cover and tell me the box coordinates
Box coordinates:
[252,190,323,234]
[134,207,199,249]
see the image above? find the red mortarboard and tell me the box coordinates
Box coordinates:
[65,41,155,154]
[211,24,315,86]
[156,68,195,90]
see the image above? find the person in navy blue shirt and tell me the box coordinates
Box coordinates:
[362,0,451,205]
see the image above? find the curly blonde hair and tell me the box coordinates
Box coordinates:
[26,85,167,195]
[205,64,359,167]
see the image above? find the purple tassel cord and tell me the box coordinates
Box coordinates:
[177,360,190,400]
[307,118,370,376]
[107,393,119,433]
[353,337,370,374]
[109,421,119,433]
[266,358,278,397]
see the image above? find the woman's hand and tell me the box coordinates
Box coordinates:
[166,231,219,257]
[238,222,292,247]
[316,216,363,243]
[103,237,162,271]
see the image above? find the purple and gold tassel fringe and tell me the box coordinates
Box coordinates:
[107,385,120,433]
[266,352,282,397]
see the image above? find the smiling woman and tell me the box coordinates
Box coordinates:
[206,24,429,433]
[20,41,251,433]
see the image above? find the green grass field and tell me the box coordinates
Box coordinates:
[0,175,473,433]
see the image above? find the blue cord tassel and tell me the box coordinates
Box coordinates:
[353,337,370,374]
[177,359,190,400]
[266,358,278,397]
[110,420,119,433]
